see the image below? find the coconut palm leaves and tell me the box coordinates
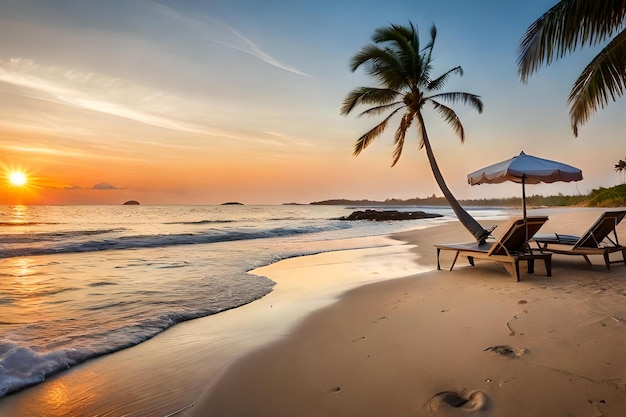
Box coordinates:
[341,22,489,242]
[518,0,626,136]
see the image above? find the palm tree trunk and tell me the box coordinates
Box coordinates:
[421,131,490,243]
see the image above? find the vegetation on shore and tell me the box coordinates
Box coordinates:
[311,184,626,208]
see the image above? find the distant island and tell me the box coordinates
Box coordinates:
[123,200,140,205]
[222,202,244,205]
[309,184,626,208]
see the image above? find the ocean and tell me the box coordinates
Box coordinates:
[0,204,508,398]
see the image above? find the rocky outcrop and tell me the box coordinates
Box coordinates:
[339,209,442,221]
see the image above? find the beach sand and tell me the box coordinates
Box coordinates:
[1,209,625,417]
[189,209,626,417]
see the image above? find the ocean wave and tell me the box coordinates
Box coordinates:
[0,282,274,398]
[164,219,235,225]
[0,222,60,227]
[0,224,350,259]
[0,340,93,397]
[0,228,126,244]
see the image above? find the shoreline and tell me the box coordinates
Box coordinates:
[1,208,625,416]
[0,235,429,417]
[189,208,626,417]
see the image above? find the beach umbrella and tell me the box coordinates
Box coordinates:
[467,151,583,223]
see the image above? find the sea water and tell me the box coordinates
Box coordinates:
[0,204,508,397]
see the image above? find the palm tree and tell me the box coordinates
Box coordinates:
[615,158,626,183]
[518,1,626,136]
[341,22,489,242]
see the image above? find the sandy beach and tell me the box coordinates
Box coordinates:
[190,208,626,417]
[1,208,625,416]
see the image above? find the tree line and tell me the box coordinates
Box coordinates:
[312,184,626,208]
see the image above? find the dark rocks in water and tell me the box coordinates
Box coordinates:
[123,200,140,205]
[339,209,443,221]
[221,202,244,205]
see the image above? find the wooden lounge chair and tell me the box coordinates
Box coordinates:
[434,216,551,282]
[532,210,626,270]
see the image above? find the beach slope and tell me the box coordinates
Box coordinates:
[191,210,626,417]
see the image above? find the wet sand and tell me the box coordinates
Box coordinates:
[189,208,626,417]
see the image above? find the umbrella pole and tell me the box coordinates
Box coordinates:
[522,175,527,221]
[522,175,529,252]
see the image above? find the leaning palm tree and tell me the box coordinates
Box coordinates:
[341,22,489,242]
[518,1,626,136]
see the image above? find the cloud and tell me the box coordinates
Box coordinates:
[91,183,122,190]
[0,58,211,135]
[0,58,301,147]
[263,131,315,147]
[63,183,123,190]
[148,2,312,77]
[203,22,313,78]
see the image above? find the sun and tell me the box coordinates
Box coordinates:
[9,171,28,187]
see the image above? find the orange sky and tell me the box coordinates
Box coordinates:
[1,1,624,205]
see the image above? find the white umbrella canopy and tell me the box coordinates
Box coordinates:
[468,151,583,222]
[468,151,583,186]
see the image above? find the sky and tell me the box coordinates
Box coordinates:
[0,0,624,205]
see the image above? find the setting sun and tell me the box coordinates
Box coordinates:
[1,165,39,204]
[9,171,28,187]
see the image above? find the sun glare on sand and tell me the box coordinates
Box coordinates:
[9,171,28,186]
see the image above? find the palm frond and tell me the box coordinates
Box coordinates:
[427,66,463,91]
[343,21,481,168]
[568,29,626,136]
[352,108,403,156]
[391,112,414,166]
[430,101,465,142]
[422,24,437,63]
[349,45,388,71]
[371,24,421,88]
[427,92,484,113]
[359,101,405,117]
[340,87,400,115]
[518,0,626,82]
[350,44,409,90]
[373,23,417,48]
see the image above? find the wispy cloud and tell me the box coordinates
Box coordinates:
[5,144,89,159]
[0,58,211,135]
[0,58,316,151]
[149,2,312,77]
[264,131,314,147]
[204,22,313,78]
[64,182,123,190]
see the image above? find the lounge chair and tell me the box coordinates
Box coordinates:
[434,216,551,282]
[532,210,626,270]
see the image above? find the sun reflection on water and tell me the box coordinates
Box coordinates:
[8,204,28,224]
[11,257,37,281]
[42,380,71,410]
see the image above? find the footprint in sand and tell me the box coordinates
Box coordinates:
[423,390,488,415]
[484,345,528,359]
